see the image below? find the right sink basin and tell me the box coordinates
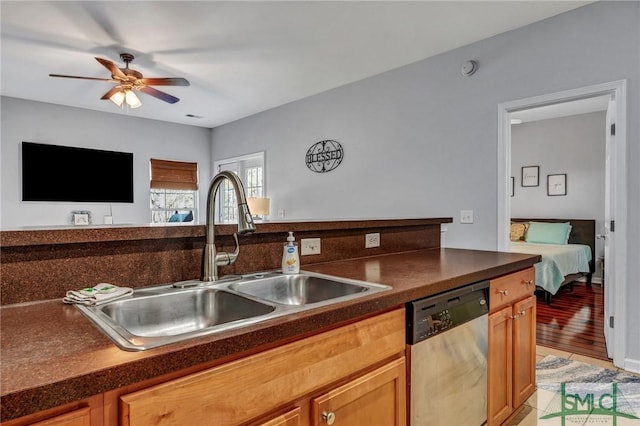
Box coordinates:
[228,273,381,306]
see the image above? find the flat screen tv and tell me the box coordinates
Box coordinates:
[21,142,134,203]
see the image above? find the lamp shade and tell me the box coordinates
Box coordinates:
[247,197,270,216]
[125,90,142,108]
[109,90,125,107]
[109,89,142,109]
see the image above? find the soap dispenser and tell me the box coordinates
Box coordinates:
[282,232,300,274]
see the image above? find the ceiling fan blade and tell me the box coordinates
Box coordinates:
[49,74,113,82]
[139,77,190,87]
[100,86,122,100]
[139,86,180,104]
[95,57,127,79]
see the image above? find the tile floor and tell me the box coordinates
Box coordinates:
[507,345,639,426]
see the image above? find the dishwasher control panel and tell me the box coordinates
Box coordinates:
[406,280,489,344]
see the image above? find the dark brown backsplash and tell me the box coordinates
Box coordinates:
[0,218,450,305]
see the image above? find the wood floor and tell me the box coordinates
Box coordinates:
[535,281,609,361]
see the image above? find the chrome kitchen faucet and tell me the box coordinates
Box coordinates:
[202,170,256,281]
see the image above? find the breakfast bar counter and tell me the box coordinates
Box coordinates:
[0,247,540,421]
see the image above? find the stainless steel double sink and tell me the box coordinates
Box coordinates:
[75,271,390,351]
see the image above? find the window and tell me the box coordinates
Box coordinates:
[150,159,198,223]
[214,152,265,223]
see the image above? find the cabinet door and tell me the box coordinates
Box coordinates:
[311,358,406,426]
[28,408,92,426]
[487,306,513,426]
[1,395,102,426]
[513,295,536,408]
[252,407,302,426]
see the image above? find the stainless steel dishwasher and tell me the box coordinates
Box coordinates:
[406,280,489,426]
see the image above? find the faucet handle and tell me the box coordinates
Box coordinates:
[215,233,240,266]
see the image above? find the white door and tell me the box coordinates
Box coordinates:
[603,98,615,359]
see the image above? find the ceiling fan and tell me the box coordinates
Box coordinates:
[49,53,190,108]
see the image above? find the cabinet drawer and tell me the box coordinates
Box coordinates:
[489,268,535,312]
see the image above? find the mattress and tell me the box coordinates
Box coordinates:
[510,241,592,295]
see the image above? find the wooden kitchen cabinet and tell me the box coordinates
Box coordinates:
[252,407,302,426]
[487,267,536,426]
[512,296,536,408]
[0,395,103,426]
[27,409,92,426]
[118,308,405,426]
[311,357,406,426]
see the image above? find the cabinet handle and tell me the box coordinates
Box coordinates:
[499,290,509,296]
[322,411,336,425]
[519,310,526,317]
[510,315,519,320]
[523,280,534,286]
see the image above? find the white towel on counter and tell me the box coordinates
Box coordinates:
[63,283,133,306]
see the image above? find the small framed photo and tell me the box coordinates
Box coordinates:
[510,177,515,197]
[547,174,567,196]
[521,166,539,187]
[73,213,90,225]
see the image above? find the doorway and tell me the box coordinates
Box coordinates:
[497,80,627,368]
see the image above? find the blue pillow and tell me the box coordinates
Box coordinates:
[525,222,571,245]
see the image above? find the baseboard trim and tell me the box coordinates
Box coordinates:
[623,358,640,374]
[576,276,603,285]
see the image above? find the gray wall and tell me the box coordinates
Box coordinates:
[210,3,639,364]
[511,111,606,276]
[0,97,212,228]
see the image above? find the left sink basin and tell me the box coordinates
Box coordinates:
[76,286,276,351]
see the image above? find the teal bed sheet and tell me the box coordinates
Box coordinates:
[510,241,592,295]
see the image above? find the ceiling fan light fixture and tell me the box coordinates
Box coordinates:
[109,90,125,107]
[125,90,142,109]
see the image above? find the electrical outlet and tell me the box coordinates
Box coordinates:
[301,238,321,255]
[365,233,380,248]
[460,210,474,224]
[278,209,286,219]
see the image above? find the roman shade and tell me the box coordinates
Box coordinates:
[150,159,198,190]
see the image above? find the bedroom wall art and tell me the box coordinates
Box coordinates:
[521,166,539,187]
[548,173,567,196]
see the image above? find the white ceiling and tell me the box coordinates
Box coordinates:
[1,1,593,129]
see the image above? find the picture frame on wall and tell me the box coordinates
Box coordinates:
[521,166,539,187]
[511,177,515,197]
[547,174,567,196]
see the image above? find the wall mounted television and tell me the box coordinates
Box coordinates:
[21,142,134,203]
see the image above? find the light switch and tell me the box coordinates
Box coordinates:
[460,210,474,224]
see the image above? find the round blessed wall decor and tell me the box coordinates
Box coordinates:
[305,140,344,173]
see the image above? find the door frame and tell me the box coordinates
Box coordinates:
[497,80,627,367]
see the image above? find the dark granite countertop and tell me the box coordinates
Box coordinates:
[0,248,539,421]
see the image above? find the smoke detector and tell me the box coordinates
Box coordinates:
[461,60,478,77]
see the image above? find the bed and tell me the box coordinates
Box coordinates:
[509,218,595,304]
